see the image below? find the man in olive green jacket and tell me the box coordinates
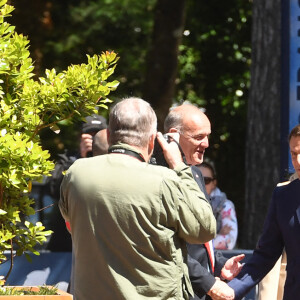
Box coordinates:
[59,97,216,300]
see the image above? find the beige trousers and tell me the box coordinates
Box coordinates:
[258,250,287,300]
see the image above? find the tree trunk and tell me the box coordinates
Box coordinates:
[242,0,281,248]
[143,0,186,130]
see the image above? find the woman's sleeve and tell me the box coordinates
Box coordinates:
[213,200,238,250]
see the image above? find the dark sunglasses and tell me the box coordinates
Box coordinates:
[203,176,214,185]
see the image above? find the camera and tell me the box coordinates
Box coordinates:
[149,134,172,167]
[150,134,186,167]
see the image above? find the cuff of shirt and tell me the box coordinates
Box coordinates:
[173,162,189,173]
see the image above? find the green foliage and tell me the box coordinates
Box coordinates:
[9,0,155,156]
[42,0,155,95]
[177,0,251,234]
[9,0,251,246]
[0,285,58,295]
[0,0,119,275]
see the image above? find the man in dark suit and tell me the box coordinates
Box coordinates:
[164,104,244,300]
[227,124,300,300]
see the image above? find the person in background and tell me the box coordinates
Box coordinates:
[197,162,238,250]
[227,124,300,300]
[80,114,108,158]
[59,97,217,300]
[48,114,108,201]
[46,114,107,252]
[164,104,244,300]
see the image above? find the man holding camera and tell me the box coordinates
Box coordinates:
[59,97,217,300]
[163,104,244,300]
[46,114,107,252]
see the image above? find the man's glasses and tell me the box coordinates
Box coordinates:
[203,176,214,185]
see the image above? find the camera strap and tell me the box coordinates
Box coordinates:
[108,148,146,163]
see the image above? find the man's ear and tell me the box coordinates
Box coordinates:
[148,133,156,155]
[106,129,111,145]
[169,128,179,133]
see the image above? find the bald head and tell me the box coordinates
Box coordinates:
[164,104,211,165]
[164,104,210,133]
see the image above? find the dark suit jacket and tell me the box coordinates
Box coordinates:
[228,179,300,300]
[189,166,228,300]
[188,244,228,300]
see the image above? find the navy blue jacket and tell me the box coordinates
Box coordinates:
[229,179,300,300]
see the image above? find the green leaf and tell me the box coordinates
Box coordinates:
[24,253,32,263]
[0,0,119,269]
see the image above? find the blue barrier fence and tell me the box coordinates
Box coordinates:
[0,249,257,299]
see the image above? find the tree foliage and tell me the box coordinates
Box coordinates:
[9,0,252,246]
[9,0,156,158]
[0,0,119,281]
[143,0,186,129]
[177,0,251,246]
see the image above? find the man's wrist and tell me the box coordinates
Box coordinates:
[220,274,228,282]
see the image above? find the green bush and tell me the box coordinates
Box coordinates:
[0,0,119,283]
[0,285,58,295]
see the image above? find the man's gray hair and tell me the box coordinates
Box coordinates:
[164,108,183,133]
[109,97,157,148]
[164,104,201,133]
